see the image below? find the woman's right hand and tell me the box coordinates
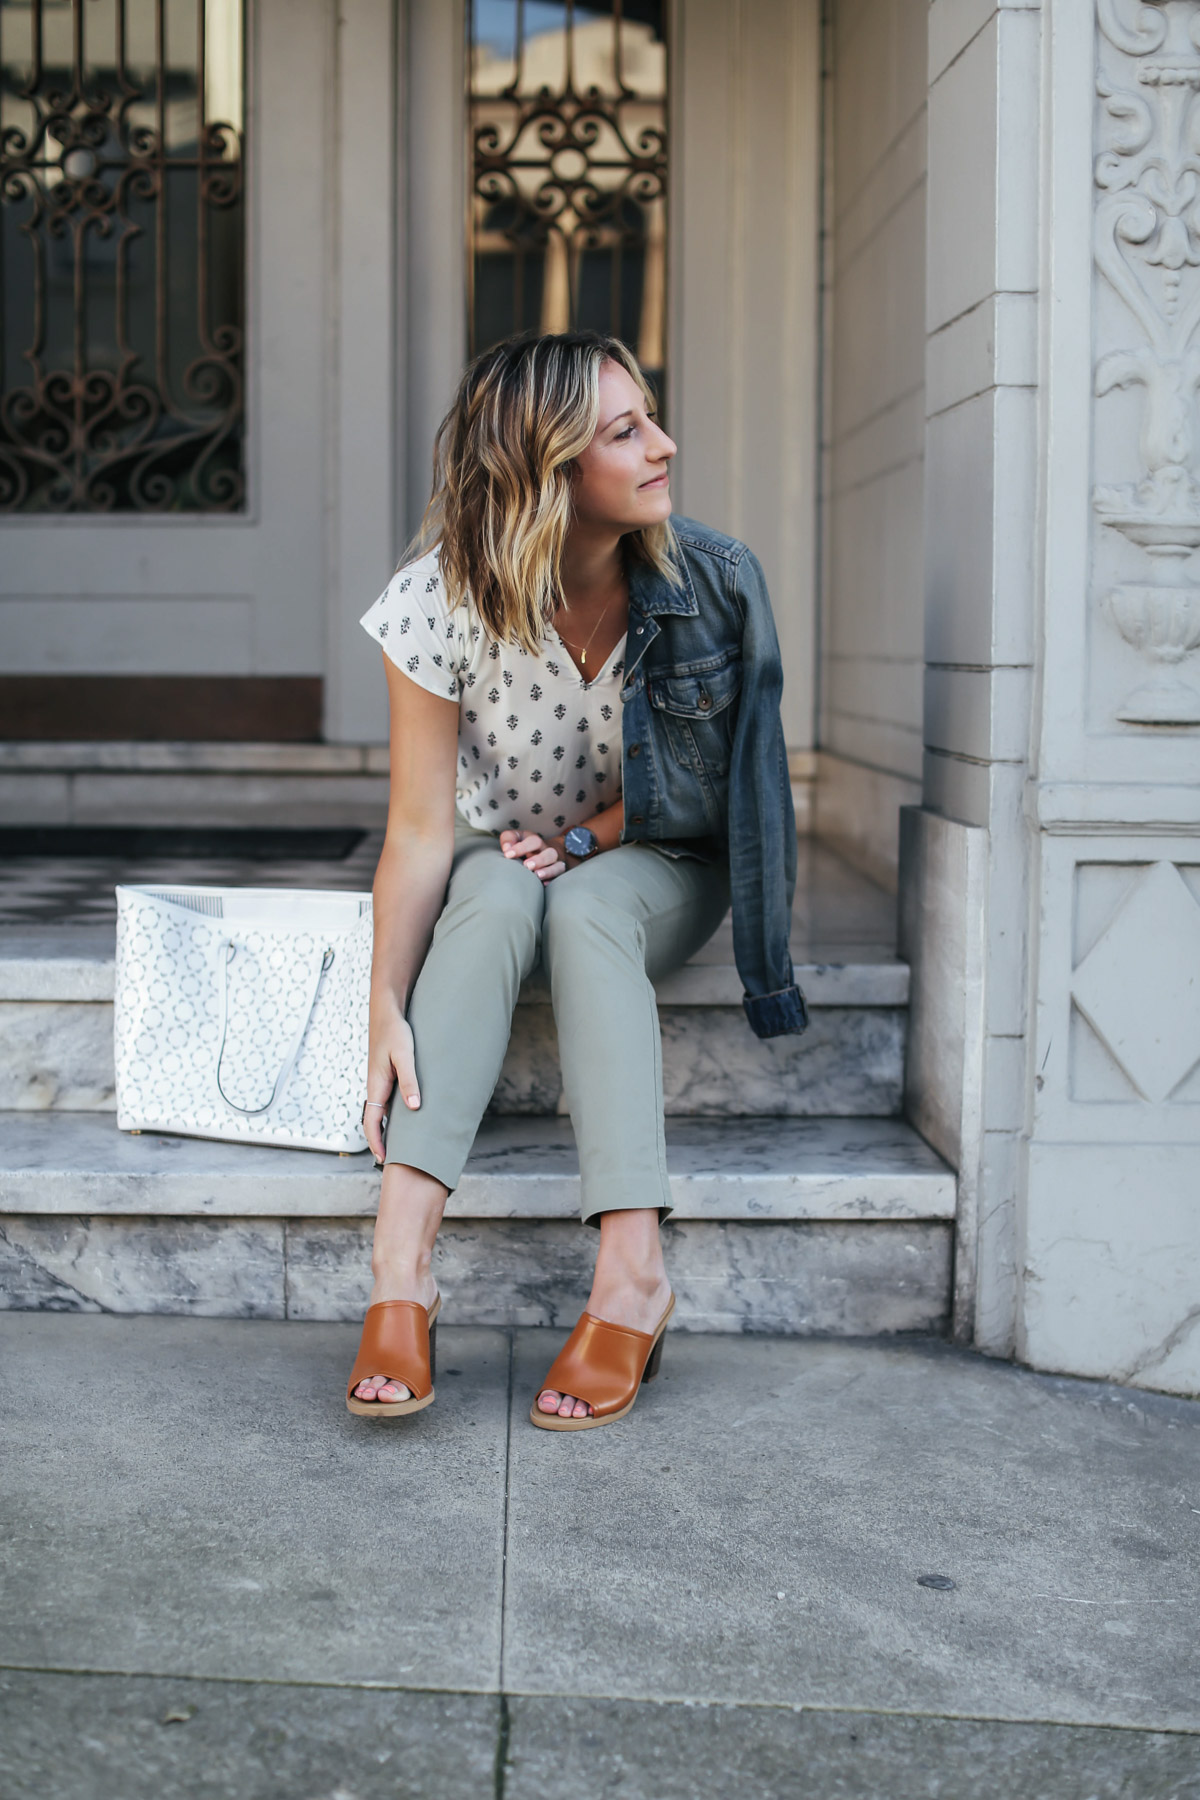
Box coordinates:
[363,1004,421,1162]
[500,828,567,882]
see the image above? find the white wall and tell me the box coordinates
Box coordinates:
[671,0,821,753]
[817,0,928,878]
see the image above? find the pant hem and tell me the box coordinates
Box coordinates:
[381,1134,466,1193]
[580,1193,674,1228]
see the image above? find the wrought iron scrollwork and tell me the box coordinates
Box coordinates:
[468,0,667,375]
[0,0,245,513]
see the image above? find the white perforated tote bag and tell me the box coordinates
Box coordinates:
[114,885,373,1153]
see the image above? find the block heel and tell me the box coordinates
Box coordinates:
[641,1332,665,1384]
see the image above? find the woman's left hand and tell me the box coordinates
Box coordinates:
[500,829,567,882]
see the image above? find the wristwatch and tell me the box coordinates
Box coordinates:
[563,825,600,861]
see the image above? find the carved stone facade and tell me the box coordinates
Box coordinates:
[1013,0,1200,1396]
[1067,3,1200,1131]
[1094,0,1200,725]
[902,0,1200,1398]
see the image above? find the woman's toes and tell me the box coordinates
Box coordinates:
[355,1374,411,1403]
[535,1387,592,1419]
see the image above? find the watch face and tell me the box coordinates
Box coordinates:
[564,826,597,858]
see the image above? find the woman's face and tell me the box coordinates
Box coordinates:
[570,359,676,533]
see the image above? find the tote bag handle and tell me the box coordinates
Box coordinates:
[213,941,334,1118]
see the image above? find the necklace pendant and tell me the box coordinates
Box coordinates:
[580,649,587,667]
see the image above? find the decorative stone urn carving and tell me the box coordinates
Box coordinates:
[1093,0,1200,725]
[1106,577,1200,721]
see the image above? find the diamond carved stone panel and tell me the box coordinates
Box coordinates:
[1071,862,1200,1104]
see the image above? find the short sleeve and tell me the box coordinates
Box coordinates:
[359,556,464,702]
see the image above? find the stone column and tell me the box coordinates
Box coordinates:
[900,0,1041,1356]
[1021,0,1200,1397]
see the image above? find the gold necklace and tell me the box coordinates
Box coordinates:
[556,591,626,670]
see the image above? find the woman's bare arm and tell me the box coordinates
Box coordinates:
[362,651,460,1160]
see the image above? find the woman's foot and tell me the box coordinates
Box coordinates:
[353,1161,447,1406]
[536,1209,671,1420]
[352,1268,439,1404]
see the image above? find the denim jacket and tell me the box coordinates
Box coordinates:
[619,516,809,1041]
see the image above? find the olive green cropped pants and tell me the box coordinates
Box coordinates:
[382,814,730,1222]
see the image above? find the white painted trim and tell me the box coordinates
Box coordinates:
[1034,0,1096,787]
[1034,783,1200,831]
[324,0,399,744]
[403,0,467,544]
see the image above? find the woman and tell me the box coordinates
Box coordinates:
[348,330,806,1431]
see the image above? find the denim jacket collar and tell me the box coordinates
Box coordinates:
[624,556,698,683]
[628,554,699,620]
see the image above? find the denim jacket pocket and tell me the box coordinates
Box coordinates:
[648,657,742,783]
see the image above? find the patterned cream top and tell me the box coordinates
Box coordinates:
[360,547,626,836]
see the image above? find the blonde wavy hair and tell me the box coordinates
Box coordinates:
[406,331,679,654]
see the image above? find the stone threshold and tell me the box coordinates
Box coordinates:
[0,741,392,774]
[0,1112,955,1221]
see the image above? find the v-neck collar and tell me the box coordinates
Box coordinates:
[543,549,690,686]
[547,623,628,690]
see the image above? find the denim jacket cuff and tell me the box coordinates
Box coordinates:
[742,984,809,1039]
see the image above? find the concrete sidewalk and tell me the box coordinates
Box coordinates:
[2,1314,1199,1798]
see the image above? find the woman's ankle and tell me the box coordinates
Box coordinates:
[589,1250,669,1305]
[372,1242,435,1283]
[368,1259,437,1305]
[592,1220,666,1285]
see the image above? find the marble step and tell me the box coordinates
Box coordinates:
[0,927,909,1118]
[0,1113,955,1335]
[0,1111,954,1219]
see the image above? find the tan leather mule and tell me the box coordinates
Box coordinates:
[346,1294,441,1418]
[529,1294,676,1431]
